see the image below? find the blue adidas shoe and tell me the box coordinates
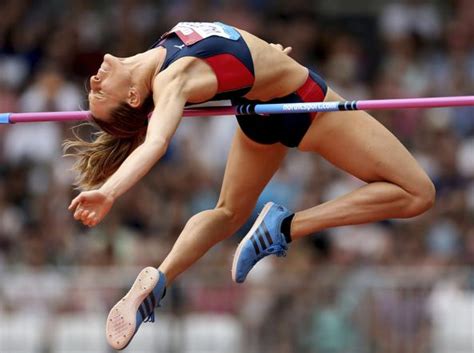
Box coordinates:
[232,202,293,283]
[106,267,166,350]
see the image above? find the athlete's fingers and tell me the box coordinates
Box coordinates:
[69,195,84,211]
[270,43,292,55]
[81,210,90,221]
[82,210,97,227]
[74,207,86,221]
[86,211,96,222]
[270,43,284,51]
[85,219,95,227]
[90,215,99,227]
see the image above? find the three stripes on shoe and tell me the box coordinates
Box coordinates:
[138,291,158,323]
[250,223,273,255]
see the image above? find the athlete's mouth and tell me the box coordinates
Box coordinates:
[99,61,111,73]
[96,63,110,78]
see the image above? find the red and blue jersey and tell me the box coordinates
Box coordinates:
[152,22,255,101]
[153,22,328,148]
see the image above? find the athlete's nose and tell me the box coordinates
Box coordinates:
[90,75,100,90]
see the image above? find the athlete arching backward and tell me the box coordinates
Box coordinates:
[66,22,435,350]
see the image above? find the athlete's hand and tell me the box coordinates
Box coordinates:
[270,43,292,55]
[68,190,114,227]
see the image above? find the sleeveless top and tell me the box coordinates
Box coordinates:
[151,22,255,101]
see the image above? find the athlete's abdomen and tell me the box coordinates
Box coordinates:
[237,29,309,102]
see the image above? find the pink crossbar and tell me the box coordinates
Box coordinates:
[2,95,473,124]
[357,96,474,110]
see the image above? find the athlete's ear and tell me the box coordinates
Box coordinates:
[127,88,141,108]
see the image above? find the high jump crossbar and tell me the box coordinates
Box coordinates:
[0,96,473,124]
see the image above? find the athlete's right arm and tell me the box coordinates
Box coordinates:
[98,72,188,201]
[69,70,191,227]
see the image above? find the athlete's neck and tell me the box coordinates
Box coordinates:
[122,47,165,96]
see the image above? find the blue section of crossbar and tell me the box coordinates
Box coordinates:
[253,101,343,115]
[0,113,11,124]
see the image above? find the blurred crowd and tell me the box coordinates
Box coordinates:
[0,0,473,352]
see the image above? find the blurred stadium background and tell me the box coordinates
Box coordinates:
[0,0,473,352]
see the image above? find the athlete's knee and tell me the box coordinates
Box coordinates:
[404,177,436,217]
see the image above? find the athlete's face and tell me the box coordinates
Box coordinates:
[88,54,132,121]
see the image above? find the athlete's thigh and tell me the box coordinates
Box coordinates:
[217,127,287,213]
[298,88,429,193]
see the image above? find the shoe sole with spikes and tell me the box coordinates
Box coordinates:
[106,266,159,350]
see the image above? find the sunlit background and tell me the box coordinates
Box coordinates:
[0,0,473,352]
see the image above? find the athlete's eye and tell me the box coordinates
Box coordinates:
[88,90,105,101]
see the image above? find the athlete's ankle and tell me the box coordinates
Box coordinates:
[281,213,294,243]
[156,268,168,298]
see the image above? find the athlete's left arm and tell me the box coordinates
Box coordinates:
[70,71,190,227]
[270,43,292,55]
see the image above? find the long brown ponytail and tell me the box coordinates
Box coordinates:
[63,96,154,190]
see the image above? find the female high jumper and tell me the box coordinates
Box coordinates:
[65,22,435,350]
